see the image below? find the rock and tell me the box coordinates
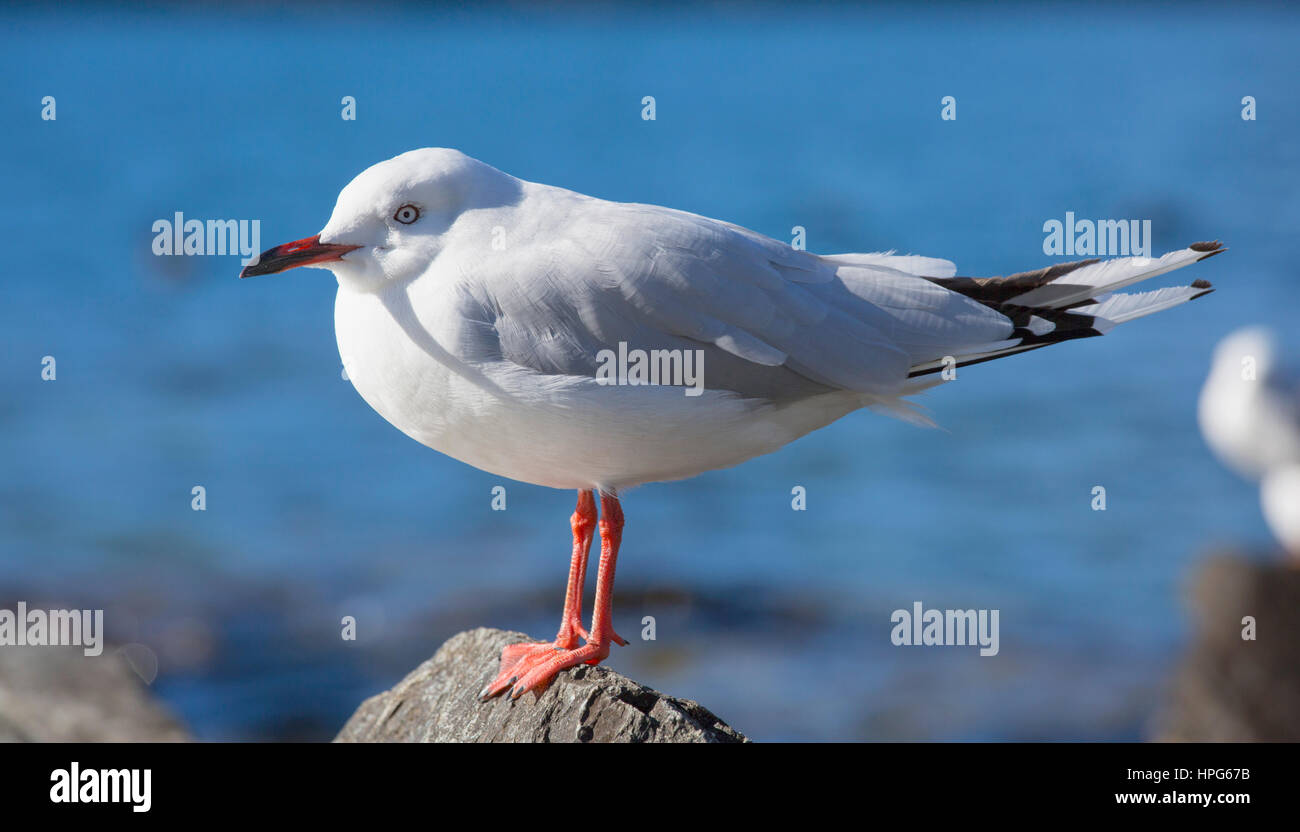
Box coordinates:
[0,646,189,742]
[335,627,749,743]
[1156,554,1300,741]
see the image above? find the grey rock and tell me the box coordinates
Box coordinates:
[0,646,189,742]
[1156,554,1300,741]
[335,627,749,743]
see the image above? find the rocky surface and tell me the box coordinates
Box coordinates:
[1156,554,1300,741]
[336,627,749,743]
[0,646,189,742]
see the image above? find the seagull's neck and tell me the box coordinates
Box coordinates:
[331,262,404,296]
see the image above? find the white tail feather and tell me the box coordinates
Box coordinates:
[1074,283,1214,331]
[1007,245,1220,309]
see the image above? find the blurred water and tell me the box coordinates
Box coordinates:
[1,4,1297,740]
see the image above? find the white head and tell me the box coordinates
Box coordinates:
[240,148,520,291]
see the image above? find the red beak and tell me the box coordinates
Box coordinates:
[239,235,361,278]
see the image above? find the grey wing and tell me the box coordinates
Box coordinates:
[469,201,1015,401]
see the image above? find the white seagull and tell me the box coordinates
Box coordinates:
[242,148,1223,698]
[1261,465,1300,558]
[1199,327,1300,557]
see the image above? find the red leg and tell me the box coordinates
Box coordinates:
[480,490,596,700]
[480,491,628,701]
[587,493,628,651]
[557,489,596,644]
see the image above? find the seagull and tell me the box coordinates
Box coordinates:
[242,148,1223,699]
[1199,327,1300,557]
[1261,465,1300,558]
[1199,327,1300,479]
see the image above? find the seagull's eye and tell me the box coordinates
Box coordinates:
[393,204,420,225]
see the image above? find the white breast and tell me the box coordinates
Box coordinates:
[1261,465,1300,558]
[333,283,865,491]
[1200,374,1300,480]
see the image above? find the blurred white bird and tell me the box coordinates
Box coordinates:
[1199,327,1300,478]
[242,148,1224,697]
[1261,465,1300,557]
[1200,327,1300,557]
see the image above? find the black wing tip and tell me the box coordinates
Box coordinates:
[1190,240,1227,260]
